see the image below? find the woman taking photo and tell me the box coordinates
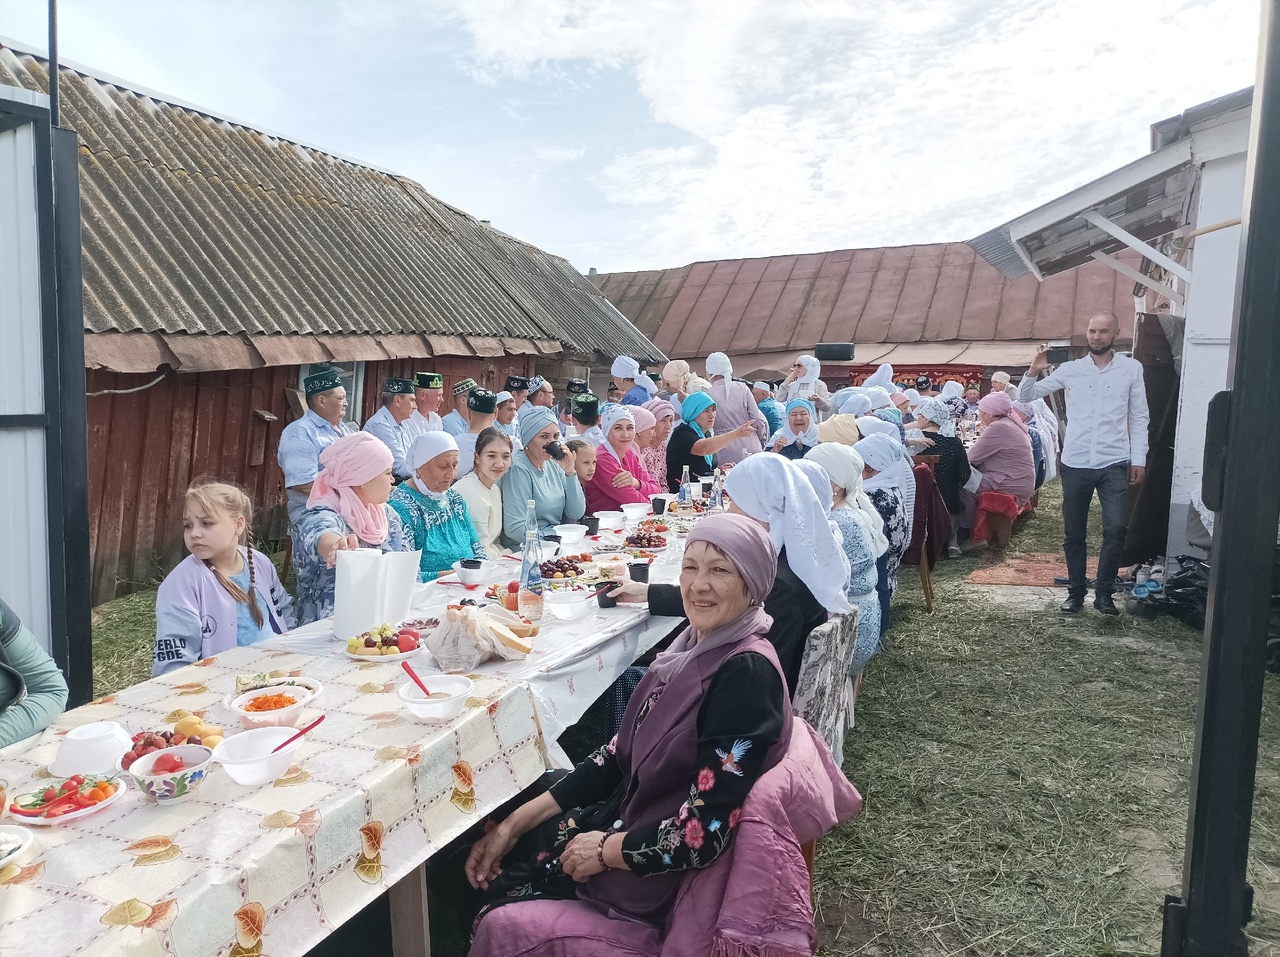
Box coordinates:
[500,407,586,544]
[455,428,514,559]
[664,392,756,493]
[294,432,413,624]
[465,515,789,953]
[584,405,661,513]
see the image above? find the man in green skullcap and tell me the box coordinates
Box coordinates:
[442,377,479,436]
[362,377,417,479]
[277,366,354,526]
[406,372,445,439]
[568,392,605,445]
[456,388,498,478]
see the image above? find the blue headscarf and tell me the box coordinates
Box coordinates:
[679,391,717,466]
[773,398,819,447]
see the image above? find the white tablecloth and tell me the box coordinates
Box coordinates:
[266,544,686,743]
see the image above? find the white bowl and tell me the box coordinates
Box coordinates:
[595,510,626,531]
[621,502,652,523]
[546,592,594,621]
[229,685,318,730]
[211,727,302,786]
[553,524,588,546]
[0,825,34,867]
[452,559,499,585]
[529,541,560,561]
[49,721,134,777]
[398,675,473,722]
[126,744,214,804]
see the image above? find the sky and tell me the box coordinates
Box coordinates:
[1,0,1260,274]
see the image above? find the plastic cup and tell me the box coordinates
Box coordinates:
[596,583,619,609]
[628,562,650,583]
[583,516,601,535]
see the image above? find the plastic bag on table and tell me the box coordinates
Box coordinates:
[424,602,536,673]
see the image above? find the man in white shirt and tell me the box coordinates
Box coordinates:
[494,390,522,449]
[442,378,478,436]
[455,388,497,479]
[1019,312,1150,616]
[405,371,444,438]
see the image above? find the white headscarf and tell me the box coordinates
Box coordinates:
[795,355,821,386]
[638,373,659,396]
[408,431,458,499]
[611,356,640,380]
[795,458,846,552]
[724,453,851,614]
[854,432,917,539]
[863,363,894,390]
[916,396,957,437]
[904,388,921,408]
[752,380,773,394]
[598,403,635,462]
[805,442,889,558]
[865,387,893,411]
[841,393,872,417]
[855,415,898,440]
[941,380,964,399]
[706,352,733,379]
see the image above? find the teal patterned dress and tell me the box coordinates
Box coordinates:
[388,483,485,582]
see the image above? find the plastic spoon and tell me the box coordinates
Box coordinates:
[401,660,434,698]
[272,714,324,753]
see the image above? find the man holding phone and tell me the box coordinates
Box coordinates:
[1019,312,1150,616]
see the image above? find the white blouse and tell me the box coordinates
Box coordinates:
[454,470,505,559]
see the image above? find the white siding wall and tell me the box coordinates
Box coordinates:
[0,121,52,650]
[1165,152,1247,558]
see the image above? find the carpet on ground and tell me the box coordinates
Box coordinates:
[966,552,1129,586]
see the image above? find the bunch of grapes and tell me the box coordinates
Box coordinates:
[539,557,583,580]
[625,531,667,549]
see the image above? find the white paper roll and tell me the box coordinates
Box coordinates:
[333,549,384,640]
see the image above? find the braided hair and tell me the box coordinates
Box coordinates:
[185,482,265,628]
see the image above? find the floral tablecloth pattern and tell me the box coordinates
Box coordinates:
[0,644,548,957]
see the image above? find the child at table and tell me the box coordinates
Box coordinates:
[153,482,295,676]
[566,438,597,486]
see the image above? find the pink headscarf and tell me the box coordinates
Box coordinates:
[643,398,676,422]
[978,390,1028,433]
[306,432,394,545]
[629,406,657,433]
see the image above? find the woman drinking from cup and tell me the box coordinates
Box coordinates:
[500,407,586,545]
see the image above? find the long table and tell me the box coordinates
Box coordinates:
[0,558,685,957]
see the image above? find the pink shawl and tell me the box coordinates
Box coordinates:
[306,432,394,545]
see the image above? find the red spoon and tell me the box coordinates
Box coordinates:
[272,714,324,753]
[401,660,434,697]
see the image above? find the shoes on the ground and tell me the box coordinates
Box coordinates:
[947,545,962,559]
[1060,595,1085,614]
[1094,594,1120,616]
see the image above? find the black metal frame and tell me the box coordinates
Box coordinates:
[0,89,93,706]
[1162,2,1280,953]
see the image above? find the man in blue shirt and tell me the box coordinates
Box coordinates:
[363,377,416,479]
[612,355,650,405]
[752,381,784,436]
[277,368,354,525]
[442,378,478,436]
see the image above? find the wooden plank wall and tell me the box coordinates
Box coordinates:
[86,366,295,604]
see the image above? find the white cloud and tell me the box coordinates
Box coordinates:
[425,0,1258,269]
[533,144,586,162]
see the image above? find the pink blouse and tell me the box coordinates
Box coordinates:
[584,443,662,513]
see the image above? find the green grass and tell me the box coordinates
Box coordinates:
[814,480,1280,956]
[91,588,158,698]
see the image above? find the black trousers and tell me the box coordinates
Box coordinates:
[1061,463,1130,598]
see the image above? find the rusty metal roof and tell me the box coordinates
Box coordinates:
[0,42,661,362]
[590,242,1140,363]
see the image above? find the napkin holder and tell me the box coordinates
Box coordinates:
[333,548,422,640]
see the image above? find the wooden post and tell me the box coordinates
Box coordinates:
[388,862,432,957]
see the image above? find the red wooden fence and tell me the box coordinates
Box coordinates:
[86,354,538,605]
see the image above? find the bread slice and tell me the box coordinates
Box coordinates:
[489,621,533,655]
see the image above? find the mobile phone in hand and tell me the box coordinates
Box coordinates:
[1046,346,1070,365]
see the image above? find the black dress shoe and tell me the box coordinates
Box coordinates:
[1060,595,1084,614]
[1094,594,1120,616]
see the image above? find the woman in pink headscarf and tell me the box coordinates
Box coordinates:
[583,405,661,514]
[294,431,414,624]
[639,398,676,491]
[959,391,1036,531]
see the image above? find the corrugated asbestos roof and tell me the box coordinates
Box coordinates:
[0,42,661,362]
[590,242,1140,362]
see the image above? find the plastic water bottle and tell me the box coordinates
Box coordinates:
[518,499,544,622]
[710,468,724,510]
[679,465,692,506]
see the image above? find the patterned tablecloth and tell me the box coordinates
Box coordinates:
[0,645,548,957]
[268,577,681,743]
